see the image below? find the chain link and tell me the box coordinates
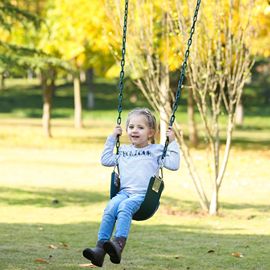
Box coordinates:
[161,0,201,161]
[116,0,129,155]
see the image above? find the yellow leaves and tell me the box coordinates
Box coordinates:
[39,0,111,67]
[248,1,270,57]
[7,0,267,73]
[63,45,85,62]
[195,0,270,58]
[105,64,121,79]
[159,35,185,71]
[0,29,11,43]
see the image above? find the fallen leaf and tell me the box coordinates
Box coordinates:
[79,263,97,268]
[34,258,49,264]
[48,244,58,249]
[231,252,244,258]
[59,242,69,248]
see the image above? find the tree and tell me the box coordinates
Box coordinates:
[0,0,41,88]
[0,0,72,137]
[41,0,115,128]
[183,0,256,214]
[105,0,266,215]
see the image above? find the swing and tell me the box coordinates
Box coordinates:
[110,0,201,221]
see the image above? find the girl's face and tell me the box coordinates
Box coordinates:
[127,114,155,148]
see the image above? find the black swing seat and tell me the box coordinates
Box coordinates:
[110,172,164,221]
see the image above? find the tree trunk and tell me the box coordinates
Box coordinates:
[0,73,5,90]
[235,101,244,126]
[159,70,170,144]
[86,68,95,109]
[209,187,219,215]
[27,70,34,80]
[41,75,52,138]
[174,127,209,211]
[42,87,52,138]
[80,70,86,82]
[187,88,198,146]
[73,74,83,128]
[41,70,55,138]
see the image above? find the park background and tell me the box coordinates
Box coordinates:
[0,1,269,269]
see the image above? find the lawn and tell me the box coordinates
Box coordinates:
[0,79,270,269]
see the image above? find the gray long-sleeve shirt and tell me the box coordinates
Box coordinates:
[101,135,180,194]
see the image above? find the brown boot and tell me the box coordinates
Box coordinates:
[103,237,126,264]
[82,241,106,267]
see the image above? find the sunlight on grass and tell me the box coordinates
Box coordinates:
[0,114,270,269]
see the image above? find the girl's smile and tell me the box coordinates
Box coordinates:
[127,115,154,148]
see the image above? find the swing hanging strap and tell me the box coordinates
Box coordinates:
[160,0,201,164]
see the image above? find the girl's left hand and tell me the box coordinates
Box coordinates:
[112,124,122,138]
[166,127,175,143]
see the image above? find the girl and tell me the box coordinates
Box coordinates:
[83,108,180,267]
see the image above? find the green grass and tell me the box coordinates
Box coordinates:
[0,79,270,269]
[0,77,149,119]
[0,118,269,270]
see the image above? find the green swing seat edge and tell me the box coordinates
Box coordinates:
[110,172,164,221]
[110,171,120,199]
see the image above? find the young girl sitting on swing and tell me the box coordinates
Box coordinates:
[83,107,180,267]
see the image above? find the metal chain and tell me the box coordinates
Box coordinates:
[161,0,201,161]
[116,0,129,155]
[114,0,201,160]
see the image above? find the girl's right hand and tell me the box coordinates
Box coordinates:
[112,125,122,138]
[166,126,176,143]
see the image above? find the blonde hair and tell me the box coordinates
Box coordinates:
[126,108,157,144]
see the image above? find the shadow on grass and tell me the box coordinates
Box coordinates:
[236,125,270,131]
[0,80,149,117]
[0,186,108,207]
[1,186,269,216]
[221,202,270,212]
[229,138,270,150]
[161,196,270,215]
[161,196,202,213]
[0,222,269,270]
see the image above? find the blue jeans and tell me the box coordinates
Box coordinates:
[98,190,145,240]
